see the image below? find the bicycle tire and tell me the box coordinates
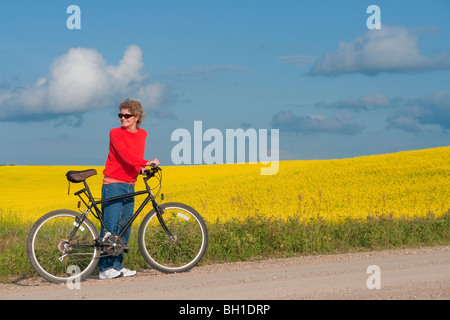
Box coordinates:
[138,202,208,273]
[27,209,100,284]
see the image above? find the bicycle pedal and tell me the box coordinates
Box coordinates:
[124,246,130,253]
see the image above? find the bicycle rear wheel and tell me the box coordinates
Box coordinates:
[27,210,100,284]
[138,202,208,273]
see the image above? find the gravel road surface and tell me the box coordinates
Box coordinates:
[1,246,448,300]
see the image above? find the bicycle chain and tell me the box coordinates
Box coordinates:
[56,234,129,264]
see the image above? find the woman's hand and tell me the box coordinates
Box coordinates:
[141,159,160,174]
[146,159,160,168]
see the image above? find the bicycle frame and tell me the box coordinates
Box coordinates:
[70,169,174,242]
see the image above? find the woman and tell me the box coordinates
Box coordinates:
[98,99,159,280]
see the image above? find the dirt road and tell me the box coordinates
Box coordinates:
[1,246,448,300]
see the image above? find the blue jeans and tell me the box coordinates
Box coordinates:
[98,183,135,272]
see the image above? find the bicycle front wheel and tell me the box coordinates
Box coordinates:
[138,202,208,273]
[27,210,100,284]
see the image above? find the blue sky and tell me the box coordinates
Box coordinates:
[0,0,449,166]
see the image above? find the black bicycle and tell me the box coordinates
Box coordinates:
[26,166,209,284]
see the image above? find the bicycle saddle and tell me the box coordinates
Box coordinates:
[66,169,97,183]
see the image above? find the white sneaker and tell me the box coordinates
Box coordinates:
[119,268,137,277]
[99,268,122,280]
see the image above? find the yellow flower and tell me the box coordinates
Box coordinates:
[0,147,448,225]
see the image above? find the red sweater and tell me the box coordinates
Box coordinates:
[103,127,149,182]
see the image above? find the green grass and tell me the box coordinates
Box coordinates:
[1,211,449,283]
[0,219,34,281]
[205,212,450,262]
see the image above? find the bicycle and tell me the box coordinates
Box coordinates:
[26,166,209,284]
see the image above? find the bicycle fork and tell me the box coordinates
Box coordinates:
[153,200,177,242]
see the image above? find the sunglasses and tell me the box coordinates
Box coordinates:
[118,113,135,119]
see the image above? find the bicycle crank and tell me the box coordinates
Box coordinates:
[102,234,125,256]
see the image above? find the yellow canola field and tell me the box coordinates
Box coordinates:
[0,147,449,225]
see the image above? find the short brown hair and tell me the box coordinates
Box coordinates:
[119,99,146,126]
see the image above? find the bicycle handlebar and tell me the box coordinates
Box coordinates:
[142,165,162,178]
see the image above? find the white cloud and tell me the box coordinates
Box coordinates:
[387,90,450,132]
[315,93,393,111]
[271,110,365,135]
[135,83,166,111]
[309,26,450,76]
[0,45,165,121]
